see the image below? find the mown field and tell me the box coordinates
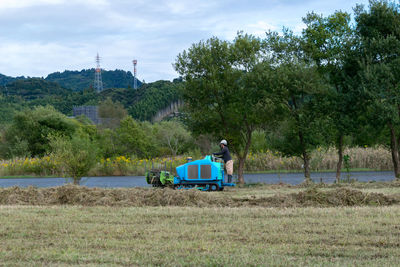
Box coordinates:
[1,205,400,266]
[1,183,400,266]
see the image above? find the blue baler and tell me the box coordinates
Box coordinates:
[145,155,235,191]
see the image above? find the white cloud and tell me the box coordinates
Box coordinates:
[0,0,64,9]
[0,41,93,77]
[293,22,306,34]
[246,21,278,37]
[0,0,111,9]
[0,0,371,82]
[78,0,109,6]
[163,0,216,15]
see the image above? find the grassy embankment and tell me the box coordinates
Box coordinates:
[1,183,400,266]
[0,146,394,178]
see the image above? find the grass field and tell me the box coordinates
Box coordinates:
[1,184,400,266]
[1,205,400,266]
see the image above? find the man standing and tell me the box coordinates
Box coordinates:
[213,139,234,183]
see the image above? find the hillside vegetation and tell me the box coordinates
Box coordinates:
[46,69,143,91]
[0,73,24,86]
[0,76,182,124]
[0,69,142,91]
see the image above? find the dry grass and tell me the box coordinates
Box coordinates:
[1,183,400,208]
[243,146,392,172]
[1,205,400,266]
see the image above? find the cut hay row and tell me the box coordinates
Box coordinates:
[0,184,399,207]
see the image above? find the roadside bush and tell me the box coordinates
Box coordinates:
[50,132,99,184]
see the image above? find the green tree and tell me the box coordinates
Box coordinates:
[175,33,286,183]
[302,11,359,182]
[268,62,329,180]
[98,97,128,129]
[155,120,192,156]
[249,130,269,153]
[354,0,400,178]
[96,128,118,159]
[115,116,154,158]
[50,131,99,185]
[0,94,26,125]
[266,30,330,180]
[2,105,76,158]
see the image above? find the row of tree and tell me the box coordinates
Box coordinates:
[175,0,400,183]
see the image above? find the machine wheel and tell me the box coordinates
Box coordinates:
[209,184,219,192]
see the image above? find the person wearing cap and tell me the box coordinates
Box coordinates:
[213,140,234,183]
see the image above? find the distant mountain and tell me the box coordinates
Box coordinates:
[0,69,142,91]
[0,78,77,122]
[46,69,143,91]
[0,78,70,101]
[0,73,25,86]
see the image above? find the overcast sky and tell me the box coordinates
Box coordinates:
[0,0,370,82]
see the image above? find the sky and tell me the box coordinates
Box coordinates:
[0,0,370,82]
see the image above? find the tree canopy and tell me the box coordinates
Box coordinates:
[175,33,287,183]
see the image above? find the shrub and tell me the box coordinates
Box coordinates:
[50,132,98,184]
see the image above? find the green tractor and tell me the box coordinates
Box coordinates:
[145,169,174,187]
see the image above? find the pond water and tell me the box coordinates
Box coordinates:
[0,171,395,188]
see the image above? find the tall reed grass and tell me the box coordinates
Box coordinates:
[243,146,392,172]
[0,146,393,177]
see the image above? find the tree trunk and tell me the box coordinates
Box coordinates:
[73,177,80,185]
[237,157,245,184]
[389,123,400,179]
[231,127,253,185]
[335,135,344,183]
[298,130,311,181]
[302,152,311,181]
[396,134,400,177]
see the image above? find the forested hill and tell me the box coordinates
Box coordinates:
[0,78,181,124]
[45,69,143,91]
[0,73,25,86]
[0,78,70,100]
[102,80,183,121]
[0,69,143,91]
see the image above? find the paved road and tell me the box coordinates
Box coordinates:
[243,171,395,184]
[0,171,395,188]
